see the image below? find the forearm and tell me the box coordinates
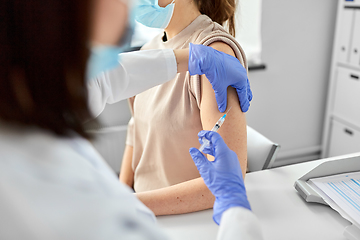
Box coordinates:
[135,177,215,216]
[119,145,134,188]
[88,49,178,117]
[87,48,190,118]
[217,207,263,240]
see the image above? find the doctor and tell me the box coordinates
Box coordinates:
[0,0,262,240]
[87,0,252,116]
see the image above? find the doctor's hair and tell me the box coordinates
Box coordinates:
[194,0,236,36]
[0,0,93,138]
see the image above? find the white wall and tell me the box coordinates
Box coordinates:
[246,0,338,166]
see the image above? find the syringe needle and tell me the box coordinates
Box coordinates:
[198,107,232,152]
[225,106,232,115]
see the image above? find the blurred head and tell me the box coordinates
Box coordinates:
[0,0,129,138]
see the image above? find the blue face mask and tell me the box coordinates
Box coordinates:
[86,2,135,80]
[134,0,175,29]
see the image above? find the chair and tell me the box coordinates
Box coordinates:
[84,101,131,174]
[247,126,280,172]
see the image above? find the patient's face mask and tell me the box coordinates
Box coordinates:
[87,0,135,80]
[134,0,175,29]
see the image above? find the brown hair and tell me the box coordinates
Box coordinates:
[0,0,92,138]
[194,0,237,36]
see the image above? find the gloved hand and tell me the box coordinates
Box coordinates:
[188,43,252,113]
[189,131,251,225]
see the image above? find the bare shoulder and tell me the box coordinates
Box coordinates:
[208,41,236,57]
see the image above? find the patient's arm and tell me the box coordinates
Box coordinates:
[136,42,247,215]
[200,41,247,177]
[119,145,134,188]
[136,178,214,215]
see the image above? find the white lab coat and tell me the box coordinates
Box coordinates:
[0,49,263,240]
[0,124,167,240]
[87,49,178,118]
[0,122,262,240]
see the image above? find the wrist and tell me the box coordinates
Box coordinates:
[173,49,189,73]
[212,193,251,225]
[216,193,251,211]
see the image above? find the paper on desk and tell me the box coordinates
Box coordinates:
[308,172,360,229]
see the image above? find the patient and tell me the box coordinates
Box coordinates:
[120,0,248,215]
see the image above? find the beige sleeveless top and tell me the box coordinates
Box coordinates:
[126,15,247,192]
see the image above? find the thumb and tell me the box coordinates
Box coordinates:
[215,90,227,113]
[189,148,210,170]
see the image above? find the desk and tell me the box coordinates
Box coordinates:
[157,155,357,240]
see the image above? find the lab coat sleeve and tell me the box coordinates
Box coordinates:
[87,49,177,118]
[217,207,264,240]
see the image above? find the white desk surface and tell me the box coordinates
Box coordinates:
[157,155,357,240]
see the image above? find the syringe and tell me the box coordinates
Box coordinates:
[199,107,231,152]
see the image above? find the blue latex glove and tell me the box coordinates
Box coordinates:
[189,131,251,225]
[188,43,253,113]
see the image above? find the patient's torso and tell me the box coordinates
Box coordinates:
[127,15,247,192]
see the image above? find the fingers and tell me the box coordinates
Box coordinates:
[198,131,214,155]
[198,131,223,144]
[237,89,250,113]
[198,130,209,138]
[188,43,202,76]
[236,78,252,112]
[189,148,210,171]
[198,142,213,155]
[188,44,213,76]
[247,79,253,102]
[198,131,225,153]
[215,90,227,113]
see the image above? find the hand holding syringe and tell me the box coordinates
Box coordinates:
[199,107,231,152]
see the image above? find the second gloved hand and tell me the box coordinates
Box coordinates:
[188,43,252,113]
[189,131,251,225]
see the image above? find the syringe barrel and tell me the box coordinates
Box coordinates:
[199,139,210,152]
[199,115,226,152]
[211,124,220,132]
[211,117,225,132]
[217,117,225,127]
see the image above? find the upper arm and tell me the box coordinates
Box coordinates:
[199,42,247,176]
[119,97,136,186]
